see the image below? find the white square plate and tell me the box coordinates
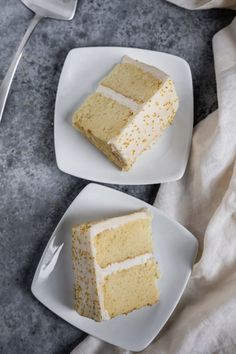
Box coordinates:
[54,47,193,185]
[32,183,198,352]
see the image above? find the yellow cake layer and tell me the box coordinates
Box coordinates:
[94,218,153,268]
[75,125,129,170]
[72,92,134,170]
[103,259,159,318]
[72,92,134,141]
[101,63,162,104]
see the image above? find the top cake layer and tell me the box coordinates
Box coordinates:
[100,56,168,104]
[75,208,153,268]
[101,67,159,104]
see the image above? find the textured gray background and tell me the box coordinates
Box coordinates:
[0,0,234,353]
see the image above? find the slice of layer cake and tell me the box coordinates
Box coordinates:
[72,56,179,171]
[72,208,160,321]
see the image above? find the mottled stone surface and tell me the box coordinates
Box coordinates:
[0,0,234,353]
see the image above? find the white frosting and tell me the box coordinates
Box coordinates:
[72,227,101,320]
[88,208,151,238]
[109,79,179,164]
[96,84,140,112]
[100,253,154,276]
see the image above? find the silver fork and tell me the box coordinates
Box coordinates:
[0,0,78,123]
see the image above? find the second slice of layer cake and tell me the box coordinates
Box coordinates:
[72,56,179,171]
[72,208,160,321]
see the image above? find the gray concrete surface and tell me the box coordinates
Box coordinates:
[0,0,234,353]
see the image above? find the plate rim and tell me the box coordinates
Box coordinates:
[31,183,198,351]
[54,46,193,185]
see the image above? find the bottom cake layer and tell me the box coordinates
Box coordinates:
[76,126,129,171]
[103,258,160,319]
[72,92,133,171]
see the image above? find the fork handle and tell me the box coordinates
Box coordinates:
[0,13,43,123]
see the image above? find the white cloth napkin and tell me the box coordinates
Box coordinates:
[71,3,236,353]
[167,0,236,10]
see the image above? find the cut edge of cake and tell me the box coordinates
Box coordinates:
[72,208,160,321]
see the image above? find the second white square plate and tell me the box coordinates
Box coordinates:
[32,183,198,351]
[54,47,193,185]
